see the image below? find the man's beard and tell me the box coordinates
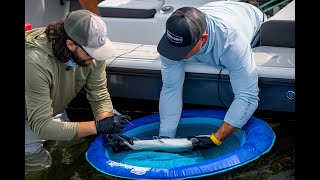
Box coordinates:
[71,47,91,67]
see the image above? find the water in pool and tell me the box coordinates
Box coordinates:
[108,118,243,169]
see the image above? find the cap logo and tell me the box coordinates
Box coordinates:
[98,33,107,45]
[167,30,183,44]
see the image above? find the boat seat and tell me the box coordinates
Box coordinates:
[260,0,295,48]
[98,0,165,18]
[106,43,295,80]
[252,46,295,79]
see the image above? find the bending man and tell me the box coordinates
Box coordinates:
[157,1,265,147]
[25,10,131,170]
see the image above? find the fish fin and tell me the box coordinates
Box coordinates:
[153,136,164,143]
[193,135,210,138]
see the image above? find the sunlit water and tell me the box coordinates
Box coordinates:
[25,99,295,180]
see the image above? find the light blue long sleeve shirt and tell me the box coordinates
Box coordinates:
[159,1,265,138]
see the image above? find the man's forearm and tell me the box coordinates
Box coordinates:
[77,121,97,138]
[77,111,113,138]
[213,122,238,142]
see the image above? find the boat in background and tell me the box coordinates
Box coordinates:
[98,0,224,45]
[25,0,70,29]
[25,0,295,113]
[98,0,295,113]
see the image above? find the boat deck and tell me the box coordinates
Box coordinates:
[104,43,295,112]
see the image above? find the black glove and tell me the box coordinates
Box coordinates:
[95,115,131,134]
[106,133,134,152]
[187,135,217,149]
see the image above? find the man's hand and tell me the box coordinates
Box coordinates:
[187,135,217,148]
[106,133,134,152]
[95,115,131,134]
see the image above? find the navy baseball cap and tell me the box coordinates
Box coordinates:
[157,7,207,61]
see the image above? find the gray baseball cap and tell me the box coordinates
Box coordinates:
[64,10,115,60]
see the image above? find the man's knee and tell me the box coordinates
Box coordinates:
[25,148,52,171]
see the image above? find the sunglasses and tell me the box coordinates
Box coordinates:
[70,39,90,57]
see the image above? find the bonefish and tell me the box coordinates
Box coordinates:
[110,110,199,153]
[119,135,210,153]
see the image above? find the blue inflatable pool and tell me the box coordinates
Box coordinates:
[86,109,276,179]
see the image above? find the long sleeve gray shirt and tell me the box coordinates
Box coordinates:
[25,27,113,140]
